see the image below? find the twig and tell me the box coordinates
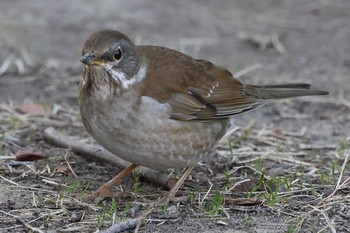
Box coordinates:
[338,89,350,108]
[233,63,262,78]
[0,175,19,186]
[199,180,213,205]
[226,178,251,193]
[308,205,336,233]
[135,207,153,233]
[271,34,287,54]
[299,143,338,150]
[43,127,170,188]
[0,54,16,75]
[236,150,273,164]
[0,210,44,233]
[26,209,67,225]
[295,151,350,232]
[324,151,350,201]
[64,148,78,178]
[320,210,336,233]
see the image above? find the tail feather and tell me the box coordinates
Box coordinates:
[245,83,329,100]
[256,83,311,89]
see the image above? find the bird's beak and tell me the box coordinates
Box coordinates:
[80,53,102,66]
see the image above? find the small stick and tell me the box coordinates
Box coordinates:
[324,151,350,201]
[0,210,44,233]
[43,127,170,188]
[64,148,78,178]
[233,63,262,78]
[338,89,350,108]
[0,175,19,186]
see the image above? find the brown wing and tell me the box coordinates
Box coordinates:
[138,46,261,121]
[138,46,327,121]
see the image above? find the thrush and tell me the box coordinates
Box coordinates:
[79,29,328,201]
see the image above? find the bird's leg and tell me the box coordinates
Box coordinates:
[87,163,139,201]
[160,165,195,203]
[136,166,195,229]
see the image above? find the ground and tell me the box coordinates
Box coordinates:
[0,0,350,232]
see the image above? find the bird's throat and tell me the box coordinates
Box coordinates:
[107,65,147,92]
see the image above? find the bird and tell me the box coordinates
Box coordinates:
[79,29,328,201]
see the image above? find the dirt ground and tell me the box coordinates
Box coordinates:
[0,0,350,232]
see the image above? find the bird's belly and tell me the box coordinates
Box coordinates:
[81,91,228,170]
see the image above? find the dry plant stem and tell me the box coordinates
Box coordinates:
[43,127,169,188]
[0,174,19,186]
[64,148,78,178]
[338,89,350,108]
[0,210,44,233]
[296,152,350,232]
[161,166,195,203]
[134,208,154,233]
[233,63,262,78]
[322,151,350,203]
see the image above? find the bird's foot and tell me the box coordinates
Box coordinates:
[85,185,126,203]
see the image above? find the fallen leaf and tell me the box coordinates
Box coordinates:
[167,177,178,190]
[55,164,68,174]
[15,150,46,161]
[225,197,262,206]
[15,103,51,117]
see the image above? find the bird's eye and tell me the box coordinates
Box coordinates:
[113,49,122,61]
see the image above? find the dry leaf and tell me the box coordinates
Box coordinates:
[15,103,51,117]
[55,164,68,174]
[15,150,46,161]
[225,197,262,206]
[167,177,178,190]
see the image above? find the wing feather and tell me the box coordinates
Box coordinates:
[138,46,326,121]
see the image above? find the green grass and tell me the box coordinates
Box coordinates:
[243,212,252,229]
[95,200,133,226]
[120,203,132,221]
[337,140,348,152]
[285,225,298,233]
[60,178,80,205]
[108,199,118,225]
[246,172,298,206]
[205,190,224,216]
[79,180,90,201]
[59,177,90,204]
[132,169,148,194]
[158,204,168,213]
[10,115,21,130]
[189,190,196,203]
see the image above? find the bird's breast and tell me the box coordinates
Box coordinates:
[79,77,229,170]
